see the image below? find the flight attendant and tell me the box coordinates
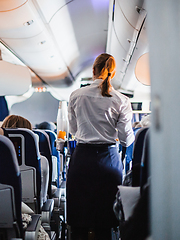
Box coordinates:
[67,53,135,240]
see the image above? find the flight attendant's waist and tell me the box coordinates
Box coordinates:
[77,142,116,149]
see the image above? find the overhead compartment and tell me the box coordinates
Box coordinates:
[0,1,44,39]
[119,0,144,29]
[106,0,146,90]
[0,0,109,89]
[3,31,66,73]
[0,61,31,96]
[0,0,70,83]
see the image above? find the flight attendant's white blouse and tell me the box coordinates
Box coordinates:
[68,79,135,147]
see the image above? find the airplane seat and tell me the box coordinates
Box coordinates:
[33,129,64,239]
[44,130,67,215]
[140,129,150,193]
[3,128,42,213]
[44,129,61,188]
[33,129,62,207]
[0,135,41,240]
[123,127,143,174]
[114,130,150,240]
[3,128,54,236]
[33,129,53,199]
[132,127,149,186]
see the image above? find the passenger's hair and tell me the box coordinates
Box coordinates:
[93,53,116,97]
[132,121,143,129]
[36,121,56,131]
[2,115,32,130]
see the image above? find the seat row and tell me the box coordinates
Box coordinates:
[0,128,66,240]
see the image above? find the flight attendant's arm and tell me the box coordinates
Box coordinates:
[117,98,135,147]
[68,96,77,135]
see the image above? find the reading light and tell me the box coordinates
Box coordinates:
[135,6,144,14]
[23,20,34,26]
[38,40,46,45]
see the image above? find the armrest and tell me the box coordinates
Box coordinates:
[41,199,54,225]
[25,214,41,240]
[118,186,140,221]
[52,188,61,208]
[60,180,66,189]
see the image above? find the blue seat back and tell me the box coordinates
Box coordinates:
[44,130,61,187]
[33,129,52,198]
[140,129,150,193]
[4,128,41,213]
[0,135,23,238]
[132,127,149,166]
[132,127,149,186]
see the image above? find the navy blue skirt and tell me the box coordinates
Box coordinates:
[66,143,123,229]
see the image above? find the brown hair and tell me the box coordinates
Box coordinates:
[93,53,116,97]
[2,115,32,130]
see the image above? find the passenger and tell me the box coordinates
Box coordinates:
[1,115,49,207]
[35,120,58,192]
[124,115,151,175]
[36,121,56,132]
[132,121,142,129]
[67,53,135,240]
[0,115,50,239]
[140,114,151,128]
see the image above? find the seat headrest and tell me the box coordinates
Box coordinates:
[4,128,41,167]
[0,135,23,237]
[0,135,20,182]
[44,130,59,157]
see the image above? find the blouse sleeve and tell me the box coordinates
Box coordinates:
[117,98,135,147]
[68,94,77,135]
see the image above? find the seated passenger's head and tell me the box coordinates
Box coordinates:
[35,121,56,131]
[2,115,32,130]
[140,114,151,128]
[132,121,143,129]
[93,53,116,97]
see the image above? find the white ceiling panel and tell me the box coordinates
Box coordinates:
[49,5,79,66]
[33,0,68,23]
[117,0,144,29]
[2,30,60,53]
[114,2,137,51]
[0,1,44,38]
[107,27,127,72]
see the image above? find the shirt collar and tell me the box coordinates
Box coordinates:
[91,78,103,86]
[91,78,114,90]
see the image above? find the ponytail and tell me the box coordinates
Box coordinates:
[100,73,112,97]
[99,56,116,97]
[93,53,116,97]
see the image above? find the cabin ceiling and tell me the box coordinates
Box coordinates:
[0,0,109,88]
[0,0,150,101]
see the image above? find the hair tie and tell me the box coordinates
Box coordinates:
[108,72,111,77]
